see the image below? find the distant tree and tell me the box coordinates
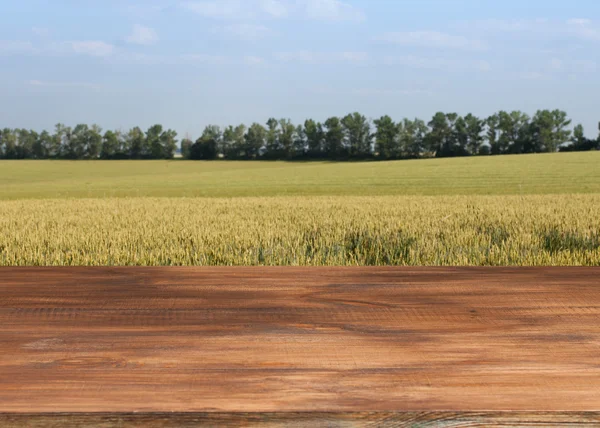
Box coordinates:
[30,130,51,159]
[244,123,266,159]
[85,125,102,159]
[293,124,306,158]
[304,119,324,158]
[146,124,164,159]
[374,115,397,159]
[16,129,36,159]
[341,112,372,158]
[278,119,295,159]
[464,114,484,155]
[426,112,451,156]
[265,118,280,158]
[530,109,571,153]
[402,118,428,158]
[64,124,87,159]
[190,135,217,160]
[101,130,119,159]
[180,138,193,159]
[127,127,146,159]
[496,111,530,154]
[561,124,597,152]
[160,129,178,159]
[1,129,18,159]
[486,114,500,155]
[324,117,344,159]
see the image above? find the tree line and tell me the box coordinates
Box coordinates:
[1,110,598,161]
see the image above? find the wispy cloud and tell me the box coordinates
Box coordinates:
[181,1,249,19]
[126,25,159,46]
[181,0,365,22]
[180,53,231,64]
[567,18,600,42]
[260,0,288,18]
[301,0,365,22]
[0,40,36,55]
[68,41,115,57]
[276,50,368,63]
[243,55,266,65]
[377,31,487,51]
[217,23,273,40]
[383,55,491,72]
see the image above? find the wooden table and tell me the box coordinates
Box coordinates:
[1,267,600,426]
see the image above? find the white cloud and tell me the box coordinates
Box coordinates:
[378,31,487,51]
[181,0,364,22]
[383,55,491,72]
[0,40,35,55]
[301,0,365,22]
[126,24,159,45]
[219,24,272,40]
[276,50,368,63]
[550,58,563,70]
[567,18,600,41]
[243,55,266,65]
[518,71,550,81]
[180,53,230,64]
[260,0,288,18]
[69,41,115,57]
[181,1,249,19]
[458,18,549,33]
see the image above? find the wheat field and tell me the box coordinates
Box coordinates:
[1,195,598,266]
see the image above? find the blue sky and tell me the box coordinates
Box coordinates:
[1,0,599,139]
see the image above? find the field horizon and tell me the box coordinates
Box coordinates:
[1,151,599,200]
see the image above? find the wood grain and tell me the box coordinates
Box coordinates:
[1,267,600,421]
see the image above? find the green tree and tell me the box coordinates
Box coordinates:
[190,135,217,160]
[244,123,266,159]
[486,114,499,155]
[373,115,397,159]
[265,118,280,158]
[86,125,102,159]
[401,118,428,158]
[293,124,306,158]
[530,109,572,153]
[180,138,193,159]
[464,114,484,155]
[496,111,530,154]
[426,112,451,156]
[146,124,164,159]
[304,119,324,158]
[341,112,372,158]
[160,129,178,159]
[101,130,119,159]
[1,129,18,159]
[324,117,344,159]
[278,119,295,159]
[128,127,146,159]
[16,129,37,159]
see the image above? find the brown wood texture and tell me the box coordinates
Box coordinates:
[1,267,600,419]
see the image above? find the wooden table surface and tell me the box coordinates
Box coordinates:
[1,267,600,426]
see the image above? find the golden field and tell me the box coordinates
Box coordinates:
[1,195,598,266]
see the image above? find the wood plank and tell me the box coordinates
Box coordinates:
[1,267,600,419]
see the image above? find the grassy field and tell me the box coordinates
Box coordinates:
[1,151,599,199]
[1,152,598,266]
